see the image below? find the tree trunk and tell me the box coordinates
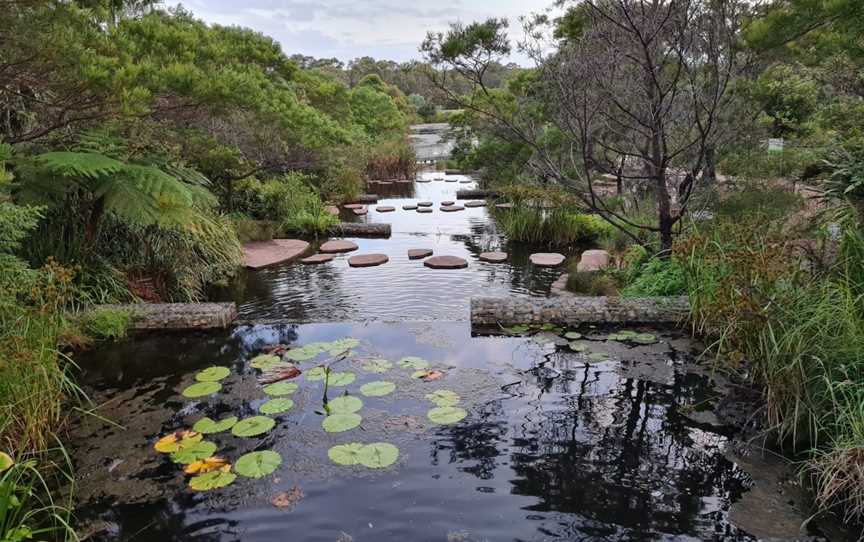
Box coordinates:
[704,146,717,183]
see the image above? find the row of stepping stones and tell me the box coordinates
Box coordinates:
[417,178,473,184]
[343,201,486,215]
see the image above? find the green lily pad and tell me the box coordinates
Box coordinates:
[305,367,327,381]
[251,354,283,370]
[588,352,610,361]
[262,382,299,396]
[564,331,582,340]
[327,396,363,414]
[360,381,395,397]
[189,470,236,491]
[286,346,318,362]
[398,357,429,370]
[633,333,658,344]
[504,324,530,335]
[427,406,468,425]
[362,359,393,373]
[327,372,355,386]
[232,416,276,437]
[235,450,282,478]
[425,389,460,407]
[328,442,364,466]
[569,342,589,353]
[259,398,295,414]
[322,413,362,433]
[328,338,360,355]
[0,452,14,472]
[192,416,238,434]
[195,366,230,382]
[170,440,217,464]
[182,381,221,398]
[357,442,399,469]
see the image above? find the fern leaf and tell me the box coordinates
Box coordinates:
[34,152,126,180]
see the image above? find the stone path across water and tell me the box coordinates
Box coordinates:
[243,239,310,269]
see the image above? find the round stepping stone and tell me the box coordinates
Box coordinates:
[416,179,431,183]
[433,177,444,181]
[440,205,465,212]
[408,249,433,260]
[376,206,395,212]
[417,201,434,207]
[344,203,364,209]
[402,204,418,210]
[348,254,389,267]
[353,208,367,215]
[445,179,458,183]
[319,240,358,254]
[479,251,508,263]
[464,200,486,208]
[301,253,334,264]
[495,203,514,209]
[424,256,468,269]
[530,253,566,267]
[417,208,433,214]
[459,180,472,184]
[441,201,455,206]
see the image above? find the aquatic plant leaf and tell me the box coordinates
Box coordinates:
[411,370,430,379]
[362,359,393,373]
[286,346,318,362]
[189,470,236,491]
[259,398,295,414]
[328,443,364,465]
[398,357,429,370]
[232,416,276,437]
[504,324,530,335]
[327,396,363,414]
[425,390,460,407]
[305,367,327,381]
[251,354,282,370]
[427,406,467,425]
[357,443,399,469]
[184,456,229,474]
[327,372,355,386]
[564,331,582,340]
[154,430,202,453]
[328,338,359,355]
[170,440,217,464]
[360,381,395,397]
[633,333,658,344]
[587,352,609,361]
[263,382,299,396]
[322,413,361,433]
[192,416,238,434]
[235,450,282,478]
[195,366,230,382]
[0,452,14,472]
[182,381,221,398]
[568,342,588,353]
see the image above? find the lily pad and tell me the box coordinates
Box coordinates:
[232,416,276,437]
[192,416,238,434]
[564,331,582,340]
[398,357,429,370]
[259,398,295,414]
[328,338,360,355]
[633,333,658,344]
[286,346,318,362]
[588,352,610,361]
[154,430,202,453]
[322,413,362,433]
[504,324,530,335]
[0,452,14,472]
[182,381,221,398]
[235,450,282,478]
[189,470,236,492]
[357,442,399,469]
[251,354,283,370]
[170,440,217,464]
[327,372,355,386]
[184,456,229,475]
[360,381,395,397]
[427,406,468,425]
[362,359,393,373]
[425,389,460,407]
[328,442,364,466]
[568,342,589,353]
[195,366,230,382]
[327,396,363,414]
[262,382,299,396]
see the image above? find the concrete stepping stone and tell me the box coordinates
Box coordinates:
[495,203,514,209]
[319,240,358,253]
[353,207,368,215]
[445,178,458,182]
[459,180,472,183]
[344,203,365,209]
[576,249,611,272]
[417,201,434,207]
[441,200,455,206]
[402,204,418,210]
[408,249,433,260]
[424,256,468,269]
[301,254,334,264]
[433,177,445,181]
[479,251,508,263]
[440,205,465,212]
[243,239,310,269]
[464,200,486,208]
[416,178,431,183]
[417,208,433,214]
[348,254,389,267]
[376,206,395,212]
[529,253,566,267]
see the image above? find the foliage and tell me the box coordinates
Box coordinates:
[82,307,132,341]
[621,258,687,297]
[565,271,619,296]
[233,173,338,235]
[0,457,76,542]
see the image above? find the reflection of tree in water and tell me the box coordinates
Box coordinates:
[429,401,508,481]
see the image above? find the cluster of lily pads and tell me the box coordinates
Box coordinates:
[156,337,471,493]
[501,325,660,363]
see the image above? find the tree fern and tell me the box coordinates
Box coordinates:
[33,152,126,180]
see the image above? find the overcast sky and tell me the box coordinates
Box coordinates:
[180,0,553,63]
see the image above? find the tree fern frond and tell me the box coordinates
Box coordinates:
[34,152,126,180]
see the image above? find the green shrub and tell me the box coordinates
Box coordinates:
[716,184,803,221]
[82,307,132,341]
[621,258,687,297]
[234,173,338,235]
[566,270,620,296]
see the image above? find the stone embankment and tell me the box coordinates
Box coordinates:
[471,296,690,326]
[456,189,498,199]
[100,303,238,331]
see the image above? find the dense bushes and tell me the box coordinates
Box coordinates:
[233,173,338,235]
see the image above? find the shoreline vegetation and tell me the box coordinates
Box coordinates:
[1,0,864,538]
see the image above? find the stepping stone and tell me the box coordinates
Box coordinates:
[301,254,334,264]
[353,207,368,215]
[402,204,418,210]
[459,180,472,183]
[377,181,393,185]
[424,256,468,269]
[344,203,365,209]
[417,208,433,214]
[445,178,458,183]
[495,203,514,209]
[576,249,611,272]
[417,201,434,207]
[530,253,566,267]
[479,251,508,263]
[243,239,310,269]
[408,249,433,259]
[396,179,413,184]
[441,200,455,206]
[348,254,389,267]
[416,179,431,183]
[440,205,465,212]
[434,177,445,181]
[464,201,486,208]
[376,206,395,212]
[319,240,358,253]
[325,205,340,215]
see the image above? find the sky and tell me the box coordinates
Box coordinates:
[180,0,553,63]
